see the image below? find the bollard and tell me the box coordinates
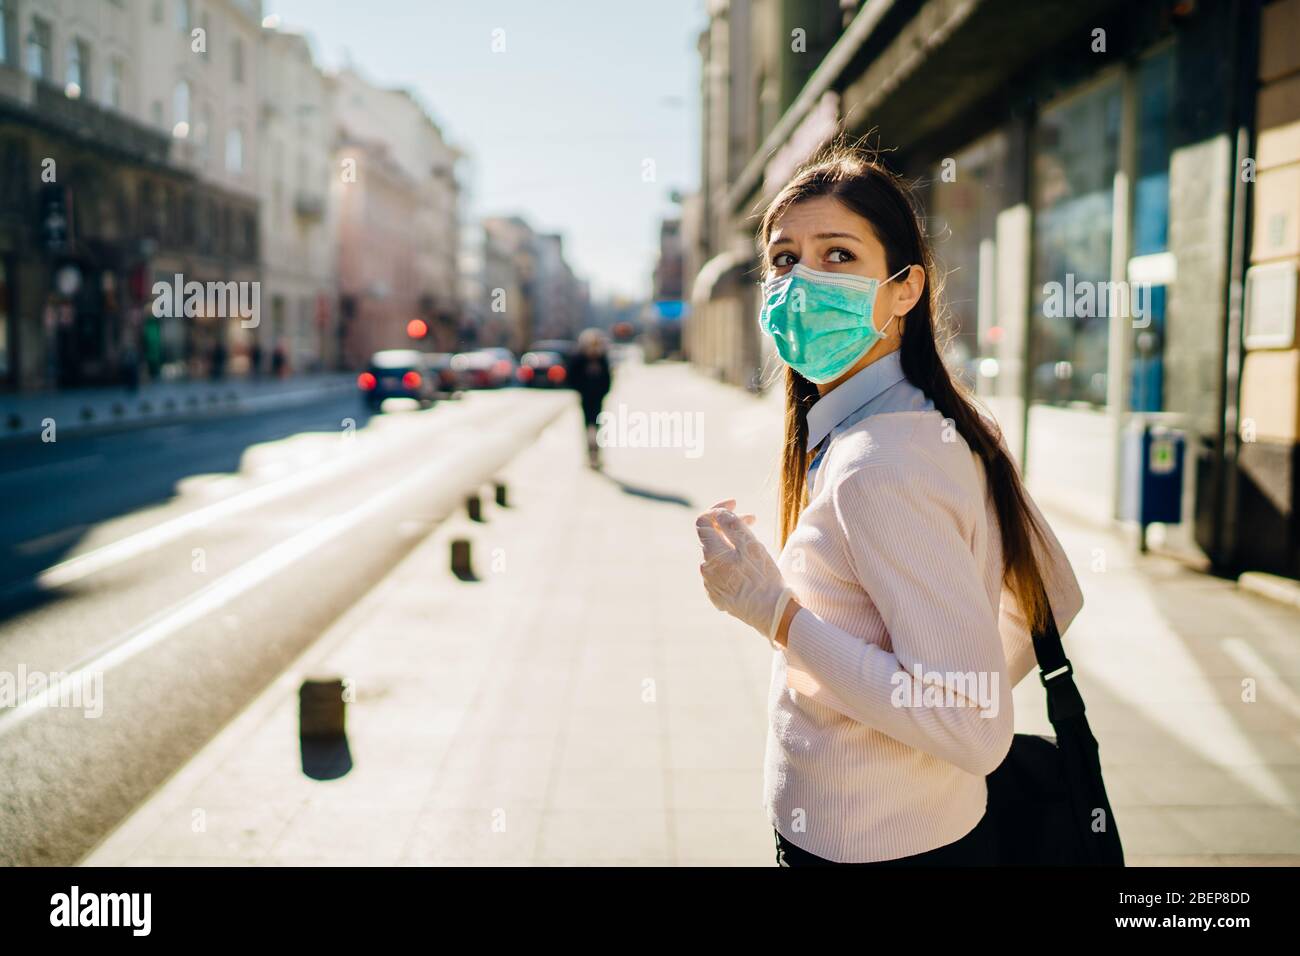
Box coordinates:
[450,538,475,580]
[466,493,483,522]
[299,677,347,738]
[494,482,509,508]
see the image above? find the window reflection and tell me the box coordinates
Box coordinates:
[1030,77,1122,407]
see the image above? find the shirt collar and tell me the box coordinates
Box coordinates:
[805,349,907,451]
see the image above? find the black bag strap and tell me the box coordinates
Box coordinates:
[1028,589,1125,866]
[1030,605,1086,726]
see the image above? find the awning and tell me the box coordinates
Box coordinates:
[691,246,756,305]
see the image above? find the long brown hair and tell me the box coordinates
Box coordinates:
[762,147,1054,634]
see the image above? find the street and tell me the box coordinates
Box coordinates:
[0,358,1290,866]
[0,0,1294,932]
[0,384,569,864]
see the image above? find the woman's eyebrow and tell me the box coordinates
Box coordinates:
[768,231,862,247]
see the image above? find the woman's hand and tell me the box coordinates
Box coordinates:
[695,501,796,644]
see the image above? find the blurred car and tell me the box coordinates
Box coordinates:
[517,350,568,387]
[451,348,517,389]
[424,352,459,395]
[357,349,438,410]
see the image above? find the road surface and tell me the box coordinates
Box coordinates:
[0,387,568,864]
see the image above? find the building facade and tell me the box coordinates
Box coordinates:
[0,0,260,390]
[533,232,584,343]
[257,26,336,374]
[688,0,1299,579]
[647,216,685,358]
[131,0,263,379]
[332,67,459,362]
[479,216,537,355]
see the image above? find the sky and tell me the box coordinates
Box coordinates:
[264,0,705,301]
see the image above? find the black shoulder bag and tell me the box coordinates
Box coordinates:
[985,608,1125,865]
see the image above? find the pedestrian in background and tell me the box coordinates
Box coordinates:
[695,147,1084,866]
[211,340,227,381]
[271,340,287,379]
[566,328,612,468]
[120,339,141,394]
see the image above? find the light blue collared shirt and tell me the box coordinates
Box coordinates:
[805,349,933,483]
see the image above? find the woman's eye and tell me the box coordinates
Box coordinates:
[826,247,856,264]
[772,252,795,268]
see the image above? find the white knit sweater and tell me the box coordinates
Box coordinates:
[765,410,1084,863]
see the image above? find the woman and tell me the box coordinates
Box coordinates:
[695,149,1084,866]
[566,328,613,468]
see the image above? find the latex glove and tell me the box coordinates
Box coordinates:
[695,505,795,643]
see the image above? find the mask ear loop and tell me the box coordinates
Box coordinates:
[883,263,914,284]
[874,263,916,336]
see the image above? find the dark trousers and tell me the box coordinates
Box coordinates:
[775,812,997,867]
[580,394,606,427]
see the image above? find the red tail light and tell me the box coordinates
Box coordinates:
[402,370,422,389]
[517,366,534,382]
[493,360,510,376]
[358,372,377,390]
[547,365,566,383]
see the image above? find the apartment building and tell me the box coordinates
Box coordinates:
[333,67,459,360]
[130,0,262,375]
[257,25,335,374]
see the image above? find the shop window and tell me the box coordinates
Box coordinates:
[1134,48,1174,257]
[1127,45,1176,413]
[1029,76,1122,407]
[928,131,1009,389]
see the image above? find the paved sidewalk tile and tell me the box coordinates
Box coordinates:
[83,361,1300,866]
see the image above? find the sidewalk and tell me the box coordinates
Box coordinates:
[84,360,1300,865]
[0,374,356,441]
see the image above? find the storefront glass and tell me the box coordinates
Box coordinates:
[1030,76,1122,407]
[1134,48,1174,258]
[1130,45,1175,413]
[929,131,1008,390]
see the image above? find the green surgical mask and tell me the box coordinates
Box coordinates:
[759,263,911,384]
